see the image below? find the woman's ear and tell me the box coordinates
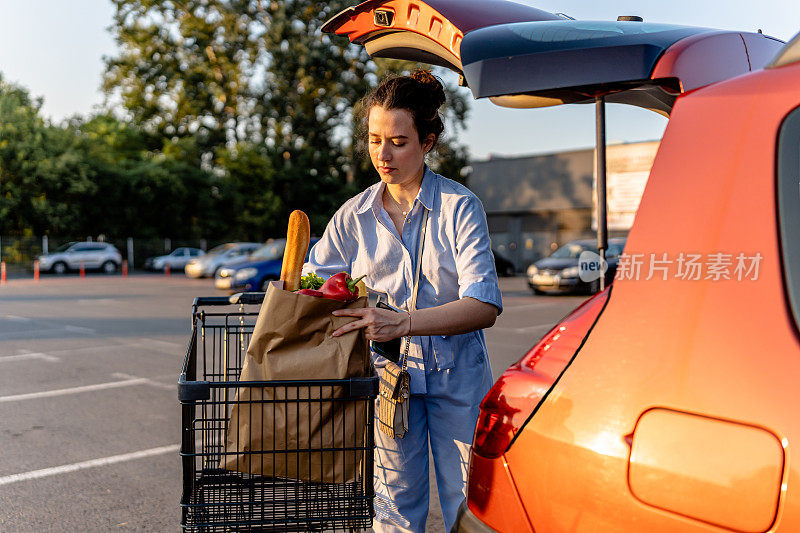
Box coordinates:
[422,134,436,154]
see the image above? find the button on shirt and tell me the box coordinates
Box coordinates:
[303,167,502,394]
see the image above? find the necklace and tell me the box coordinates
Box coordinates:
[385,190,411,217]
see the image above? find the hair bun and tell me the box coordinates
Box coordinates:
[410,69,446,109]
[358,69,448,151]
[410,69,436,85]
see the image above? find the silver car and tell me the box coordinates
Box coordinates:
[184,242,261,278]
[145,247,205,271]
[37,242,123,275]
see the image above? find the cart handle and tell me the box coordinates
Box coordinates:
[229,292,265,305]
[190,292,265,308]
[178,375,379,403]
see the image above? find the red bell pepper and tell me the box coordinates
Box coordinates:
[319,272,365,302]
[296,288,324,297]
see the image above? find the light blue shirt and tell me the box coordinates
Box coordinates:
[303,166,502,394]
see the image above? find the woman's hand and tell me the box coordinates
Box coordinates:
[332,298,497,339]
[331,308,410,341]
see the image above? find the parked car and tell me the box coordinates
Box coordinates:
[215,238,319,292]
[144,247,205,271]
[37,241,122,274]
[325,2,795,532]
[526,238,626,294]
[184,242,261,278]
[492,249,516,277]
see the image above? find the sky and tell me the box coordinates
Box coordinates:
[0,1,797,161]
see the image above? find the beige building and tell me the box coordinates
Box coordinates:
[467,140,659,270]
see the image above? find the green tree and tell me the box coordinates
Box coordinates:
[73,113,223,239]
[0,75,96,235]
[215,142,281,238]
[0,74,233,240]
[104,0,472,236]
[103,0,261,154]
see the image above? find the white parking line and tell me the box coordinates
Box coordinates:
[0,377,149,403]
[62,325,97,334]
[133,338,185,356]
[0,325,97,340]
[3,315,32,322]
[0,342,149,359]
[75,299,117,305]
[138,337,184,349]
[111,372,174,391]
[0,351,60,363]
[0,444,180,487]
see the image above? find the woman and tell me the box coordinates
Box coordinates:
[303,70,502,532]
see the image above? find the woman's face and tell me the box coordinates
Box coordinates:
[368,106,434,187]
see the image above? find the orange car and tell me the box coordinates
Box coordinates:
[464,42,800,533]
[325,1,798,531]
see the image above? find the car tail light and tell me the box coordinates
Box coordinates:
[472,288,611,459]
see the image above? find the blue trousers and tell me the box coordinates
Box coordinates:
[372,351,493,532]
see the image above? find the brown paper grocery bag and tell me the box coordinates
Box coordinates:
[221,281,369,483]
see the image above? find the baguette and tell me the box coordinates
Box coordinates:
[280,210,311,291]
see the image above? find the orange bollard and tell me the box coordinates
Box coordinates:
[80,262,86,278]
[164,265,171,276]
[122,260,128,277]
[33,260,39,282]
[1,261,6,285]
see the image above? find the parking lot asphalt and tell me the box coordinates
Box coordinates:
[0,273,587,532]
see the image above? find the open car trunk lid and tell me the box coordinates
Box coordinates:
[323,0,783,115]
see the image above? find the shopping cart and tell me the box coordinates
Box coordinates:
[179,293,378,532]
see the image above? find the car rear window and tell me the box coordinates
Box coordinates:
[208,243,236,255]
[607,242,626,257]
[251,241,286,260]
[509,21,695,46]
[777,105,800,332]
[481,20,706,57]
[72,244,105,252]
[551,243,591,258]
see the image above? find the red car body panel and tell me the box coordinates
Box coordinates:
[650,30,783,92]
[467,453,534,532]
[504,62,800,531]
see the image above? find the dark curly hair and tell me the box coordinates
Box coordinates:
[356,69,446,150]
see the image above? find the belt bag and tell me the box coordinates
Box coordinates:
[377,360,410,439]
[377,208,428,440]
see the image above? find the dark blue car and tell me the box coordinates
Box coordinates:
[214,238,319,292]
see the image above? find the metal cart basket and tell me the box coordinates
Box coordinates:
[179,293,378,532]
